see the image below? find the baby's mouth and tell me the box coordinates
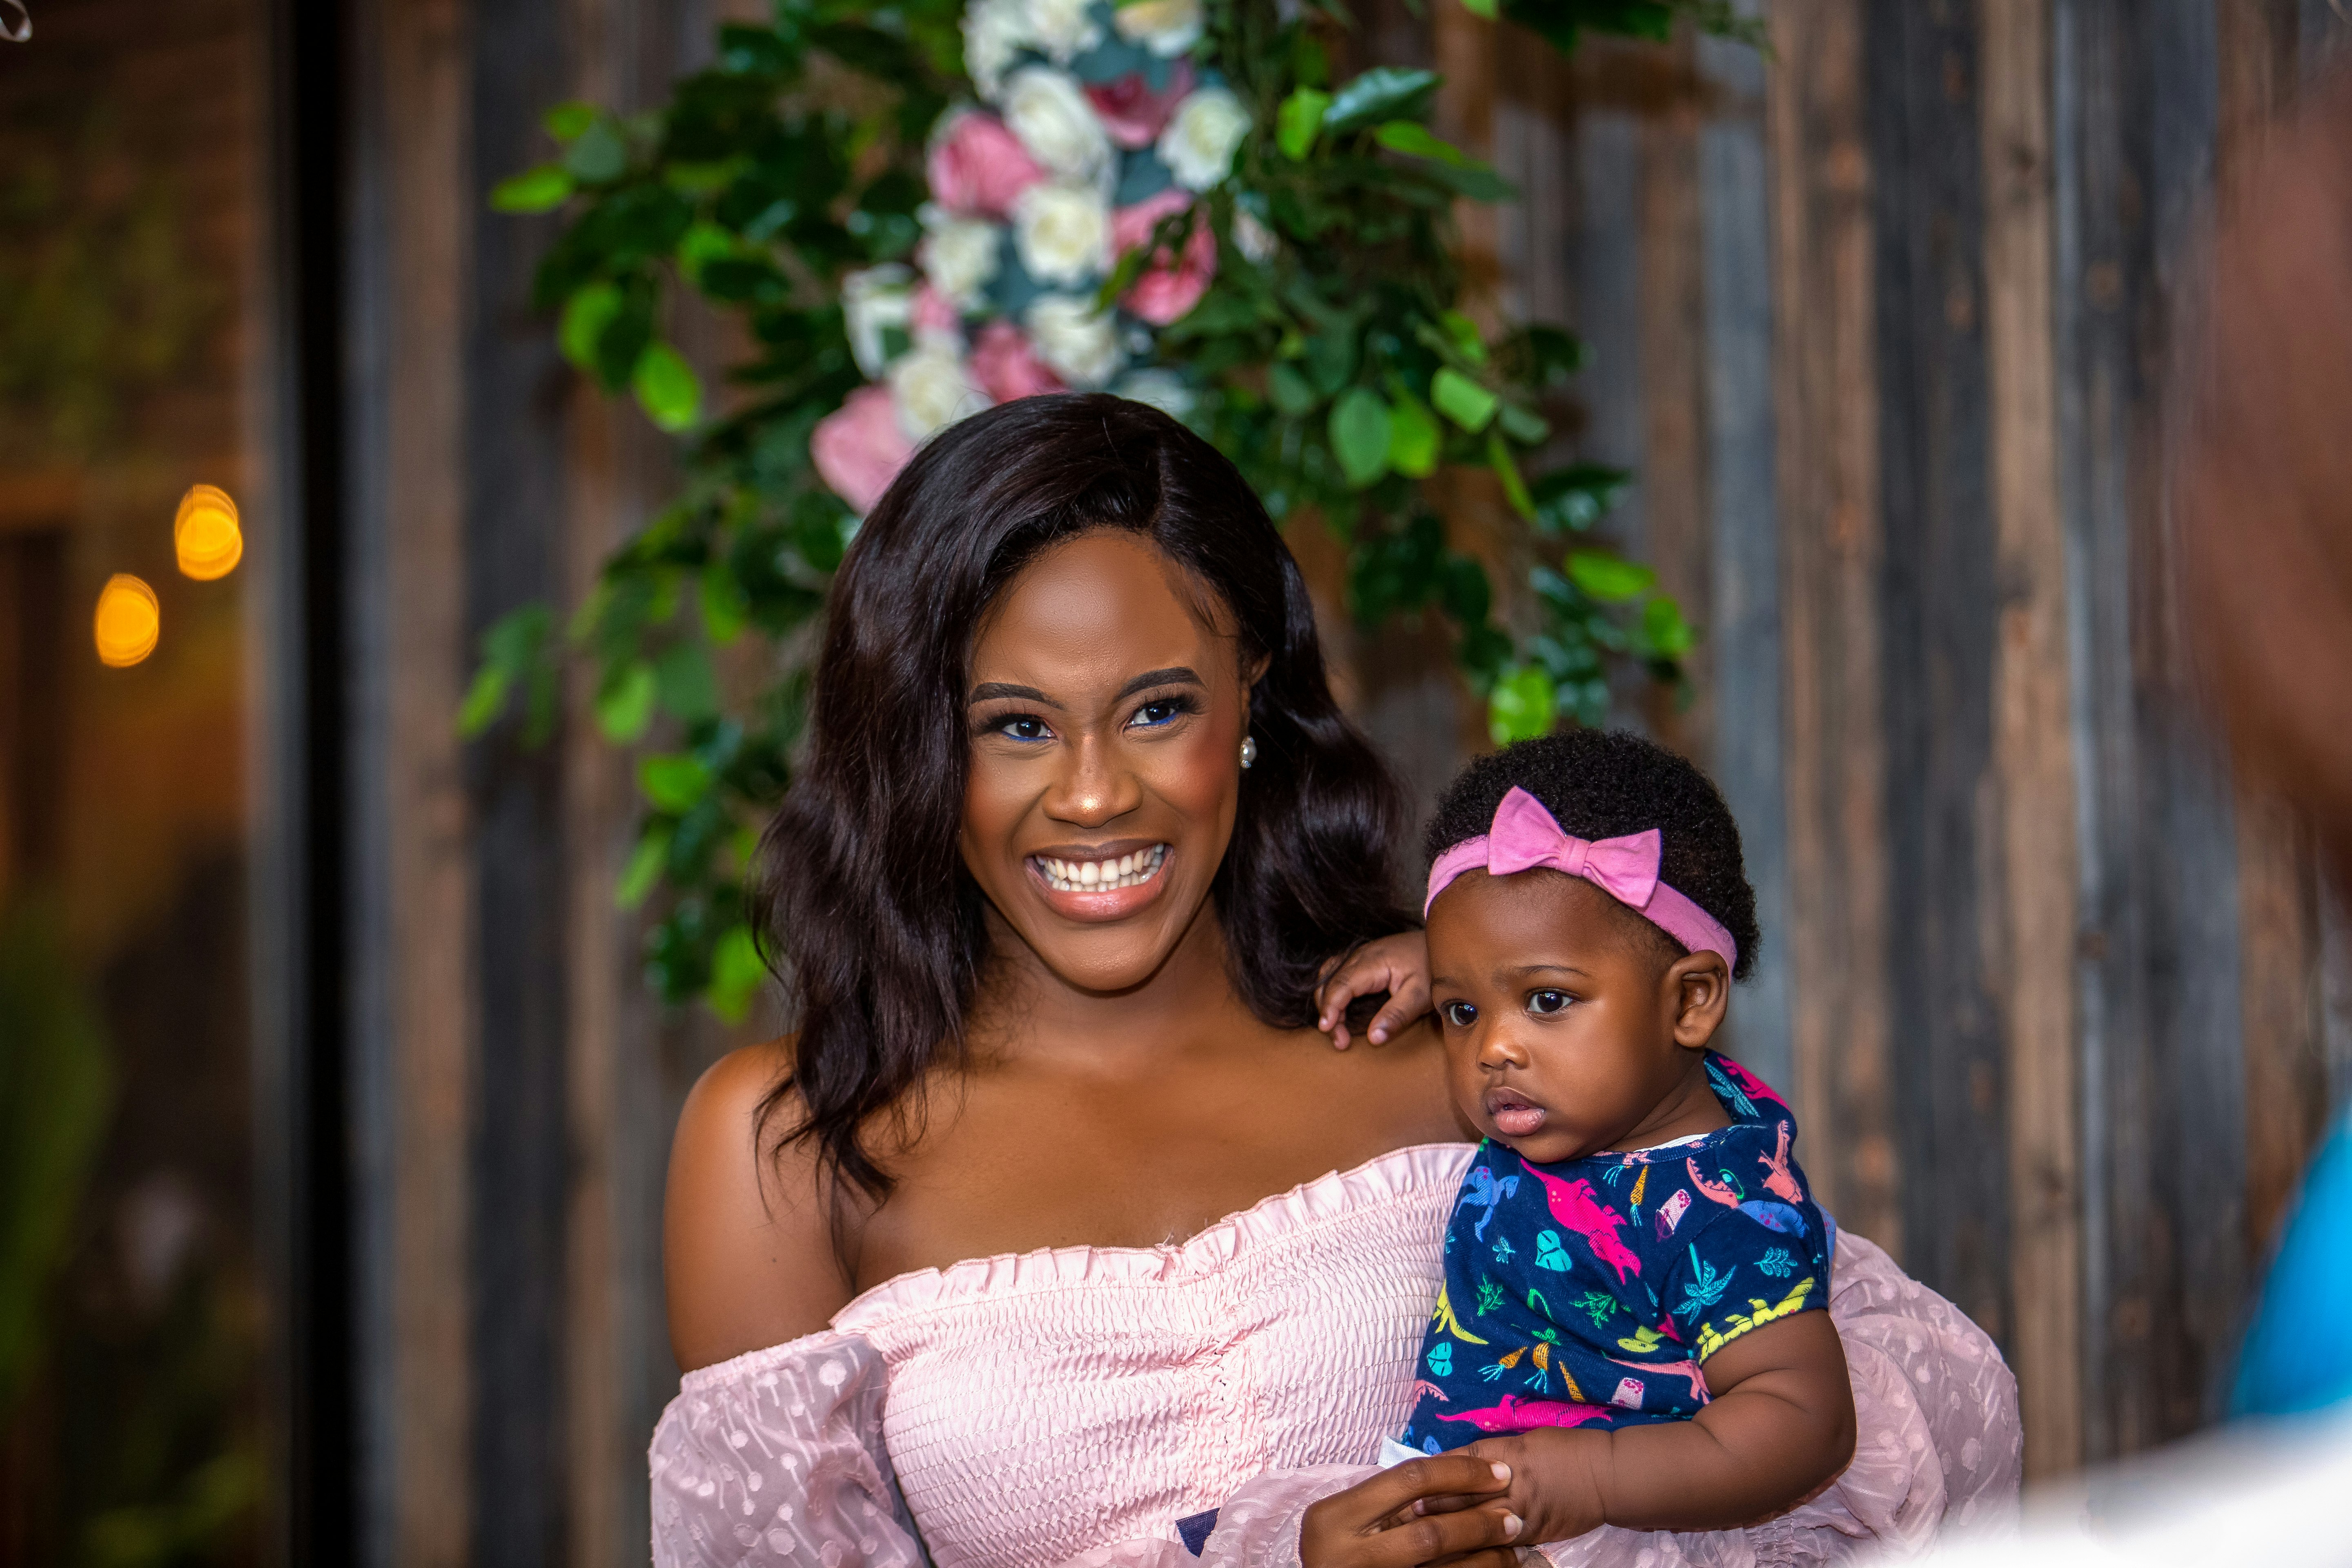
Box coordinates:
[1484,1089,1548,1138]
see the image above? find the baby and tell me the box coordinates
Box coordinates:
[1386,730,1855,1545]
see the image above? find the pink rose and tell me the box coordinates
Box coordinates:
[811,384,914,513]
[911,283,961,339]
[969,321,1067,403]
[1113,188,1217,326]
[1084,62,1196,150]
[927,111,1046,220]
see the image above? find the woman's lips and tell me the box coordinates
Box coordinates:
[1485,1089,1547,1138]
[1027,842,1170,920]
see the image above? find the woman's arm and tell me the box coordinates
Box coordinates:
[1454,1312,1856,1542]
[665,1039,858,1369]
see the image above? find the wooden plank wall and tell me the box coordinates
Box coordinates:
[1470,0,2348,1481]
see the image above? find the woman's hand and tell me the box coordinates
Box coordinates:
[1298,1455,1523,1568]
[1315,932,1433,1049]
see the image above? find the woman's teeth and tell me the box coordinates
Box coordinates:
[1036,844,1168,892]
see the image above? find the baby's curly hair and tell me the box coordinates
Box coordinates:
[1423,728,1760,980]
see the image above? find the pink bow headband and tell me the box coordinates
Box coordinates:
[1424,786,1739,970]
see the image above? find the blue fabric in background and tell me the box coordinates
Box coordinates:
[2233,1109,2352,1418]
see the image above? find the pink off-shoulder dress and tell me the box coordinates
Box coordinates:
[650,1143,2020,1568]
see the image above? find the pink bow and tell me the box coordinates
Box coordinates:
[1424,786,1738,969]
[1481,788,1663,906]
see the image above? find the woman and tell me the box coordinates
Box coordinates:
[653,395,2018,1568]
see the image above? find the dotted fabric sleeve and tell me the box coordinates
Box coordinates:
[1198,1232,2020,1568]
[650,1331,929,1568]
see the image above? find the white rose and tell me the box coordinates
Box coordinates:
[1113,0,1202,57]
[1013,181,1111,287]
[1023,0,1103,63]
[918,205,1002,309]
[888,343,990,440]
[1114,368,1196,418]
[1232,206,1278,264]
[1026,294,1125,388]
[1158,85,1250,192]
[1002,66,1113,182]
[841,263,914,378]
[963,0,1026,97]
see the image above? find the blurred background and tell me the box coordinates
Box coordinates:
[2,1,2350,1565]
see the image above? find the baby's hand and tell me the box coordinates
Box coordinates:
[1314,932,1432,1049]
[1446,1432,1605,1547]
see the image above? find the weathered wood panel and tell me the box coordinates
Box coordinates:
[347,0,477,1559]
[1766,0,1903,1254]
[1697,11,1797,1097]
[1978,0,2083,1477]
[1868,0,2010,1342]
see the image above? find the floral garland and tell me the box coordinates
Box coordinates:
[473,0,1739,1018]
[809,0,1242,506]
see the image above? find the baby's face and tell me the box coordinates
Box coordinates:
[1425,868,1726,1163]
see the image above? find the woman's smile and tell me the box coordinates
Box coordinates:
[1028,840,1172,914]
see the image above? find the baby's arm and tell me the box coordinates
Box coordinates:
[1445,1312,1855,1542]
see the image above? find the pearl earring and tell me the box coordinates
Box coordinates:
[1240,735,1257,770]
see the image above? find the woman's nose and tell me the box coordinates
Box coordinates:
[1042,733,1142,826]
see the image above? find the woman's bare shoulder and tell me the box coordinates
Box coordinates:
[664,1037,858,1371]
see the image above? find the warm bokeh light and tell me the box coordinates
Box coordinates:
[173,484,243,580]
[94,574,161,667]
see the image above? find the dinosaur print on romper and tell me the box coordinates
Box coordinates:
[1399,1052,1834,1450]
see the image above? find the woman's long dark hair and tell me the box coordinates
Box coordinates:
[758,393,1411,1197]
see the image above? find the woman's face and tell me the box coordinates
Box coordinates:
[961,530,1257,994]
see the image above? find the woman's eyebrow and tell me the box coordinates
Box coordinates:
[1115,666,1203,700]
[968,681,1061,707]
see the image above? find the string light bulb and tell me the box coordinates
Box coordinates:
[173,484,242,580]
[94,575,160,667]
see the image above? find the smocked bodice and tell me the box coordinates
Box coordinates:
[829,1144,1475,1568]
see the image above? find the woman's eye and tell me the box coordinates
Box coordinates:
[996,715,1053,742]
[1129,697,1189,728]
[1527,989,1571,1016]
[1441,1001,1478,1028]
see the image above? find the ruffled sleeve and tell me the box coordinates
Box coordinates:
[1191,1231,2020,1568]
[650,1331,929,1568]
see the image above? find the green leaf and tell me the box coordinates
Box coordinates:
[1388,393,1440,477]
[632,343,702,432]
[457,664,513,737]
[1269,361,1317,417]
[616,824,674,910]
[639,753,714,813]
[1460,0,1498,15]
[1323,68,1442,135]
[1329,388,1394,489]
[490,165,573,214]
[1642,594,1699,658]
[543,101,599,144]
[1432,368,1498,431]
[1439,310,1488,366]
[706,923,768,1024]
[700,564,750,645]
[1487,430,1536,520]
[677,220,736,283]
[595,660,659,743]
[1530,463,1630,532]
[559,282,624,371]
[1497,401,1550,445]
[1488,665,1559,746]
[1278,88,1333,160]
[1373,121,1476,167]
[562,119,630,183]
[654,640,721,723]
[1568,549,1657,602]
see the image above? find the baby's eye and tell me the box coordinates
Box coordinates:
[1441,1001,1479,1029]
[1527,989,1571,1015]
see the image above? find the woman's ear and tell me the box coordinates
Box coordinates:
[1667,951,1730,1049]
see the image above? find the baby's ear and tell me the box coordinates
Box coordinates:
[1668,951,1730,1048]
